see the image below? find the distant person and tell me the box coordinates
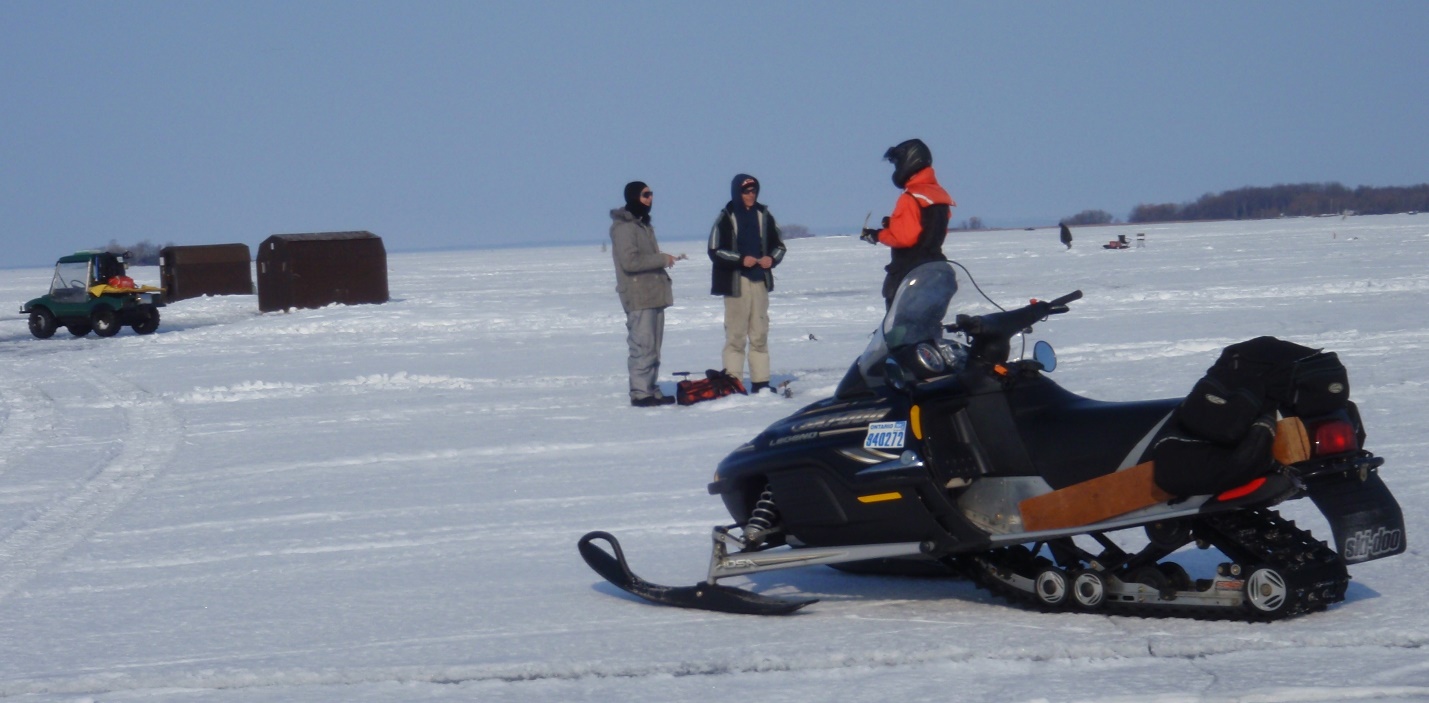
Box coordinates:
[1060,222,1073,249]
[860,139,956,309]
[610,181,678,407]
[708,174,786,393]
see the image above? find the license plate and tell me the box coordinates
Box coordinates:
[864,421,906,450]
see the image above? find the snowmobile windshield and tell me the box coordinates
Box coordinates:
[855,262,963,383]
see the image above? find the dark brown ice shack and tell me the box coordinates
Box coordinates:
[256,231,389,313]
[159,243,254,302]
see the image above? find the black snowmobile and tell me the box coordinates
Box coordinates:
[579,262,1405,620]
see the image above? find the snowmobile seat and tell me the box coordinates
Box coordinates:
[1006,378,1179,490]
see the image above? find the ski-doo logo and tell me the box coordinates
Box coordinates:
[1343,527,1403,562]
[864,421,906,450]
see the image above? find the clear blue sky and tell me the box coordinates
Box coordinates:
[2,1,1426,267]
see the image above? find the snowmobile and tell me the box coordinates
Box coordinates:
[579,261,1405,620]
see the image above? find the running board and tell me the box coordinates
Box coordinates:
[707,526,928,580]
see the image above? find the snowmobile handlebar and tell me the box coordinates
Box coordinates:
[947,290,1081,365]
[1047,289,1083,308]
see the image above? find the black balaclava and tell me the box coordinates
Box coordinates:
[623,181,651,223]
[883,139,933,188]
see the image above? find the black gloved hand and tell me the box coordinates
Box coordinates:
[1231,413,1277,468]
[860,228,880,245]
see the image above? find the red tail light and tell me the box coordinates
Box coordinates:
[1312,420,1358,456]
[1217,476,1267,502]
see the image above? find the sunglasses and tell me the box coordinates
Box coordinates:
[640,191,653,198]
[741,187,757,194]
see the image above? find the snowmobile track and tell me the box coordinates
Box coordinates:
[963,507,1348,621]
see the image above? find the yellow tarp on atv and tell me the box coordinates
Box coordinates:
[88,284,163,297]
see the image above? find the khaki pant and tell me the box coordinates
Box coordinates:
[722,275,770,384]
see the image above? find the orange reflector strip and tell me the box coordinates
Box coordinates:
[857,492,903,504]
[910,405,923,440]
[1217,477,1267,502]
[993,364,1009,376]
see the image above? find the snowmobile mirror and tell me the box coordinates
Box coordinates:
[1033,340,1057,372]
[884,357,910,391]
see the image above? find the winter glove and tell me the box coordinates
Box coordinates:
[1231,412,1278,468]
[860,228,880,245]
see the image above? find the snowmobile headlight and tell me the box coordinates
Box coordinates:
[937,340,967,372]
[913,343,945,375]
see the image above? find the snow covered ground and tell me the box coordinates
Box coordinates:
[1,214,1427,702]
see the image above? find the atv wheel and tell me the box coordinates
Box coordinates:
[1071,570,1107,609]
[131,305,160,335]
[1034,567,1070,607]
[1244,565,1290,617]
[67,322,92,337]
[92,307,121,337]
[28,308,58,339]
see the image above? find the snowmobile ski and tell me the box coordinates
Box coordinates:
[577,531,817,615]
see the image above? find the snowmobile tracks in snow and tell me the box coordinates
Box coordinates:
[0,367,181,602]
[0,377,59,482]
[965,508,1349,621]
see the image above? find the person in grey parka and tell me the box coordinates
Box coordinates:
[610,181,678,406]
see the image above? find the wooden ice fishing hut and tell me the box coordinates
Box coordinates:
[256,231,389,313]
[158,243,254,302]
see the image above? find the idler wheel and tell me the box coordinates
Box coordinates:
[1034,567,1069,608]
[1244,565,1290,617]
[1071,570,1107,609]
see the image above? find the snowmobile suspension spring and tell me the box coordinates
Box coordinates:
[746,486,778,535]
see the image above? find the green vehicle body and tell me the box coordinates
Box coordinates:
[20,251,166,339]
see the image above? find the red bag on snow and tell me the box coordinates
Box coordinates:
[676,369,747,405]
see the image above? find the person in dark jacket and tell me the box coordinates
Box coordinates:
[1060,222,1073,249]
[708,174,786,393]
[610,181,678,407]
[860,139,956,308]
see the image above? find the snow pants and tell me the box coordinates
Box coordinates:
[626,307,665,401]
[722,275,770,385]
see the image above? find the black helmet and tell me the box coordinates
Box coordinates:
[883,139,932,188]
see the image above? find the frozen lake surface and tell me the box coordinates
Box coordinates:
[1,214,1427,702]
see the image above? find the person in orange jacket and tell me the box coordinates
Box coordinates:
[861,139,956,308]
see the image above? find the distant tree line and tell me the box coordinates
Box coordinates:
[1129,183,1429,223]
[781,224,814,239]
[101,239,173,266]
[951,216,985,231]
[1061,209,1116,226]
